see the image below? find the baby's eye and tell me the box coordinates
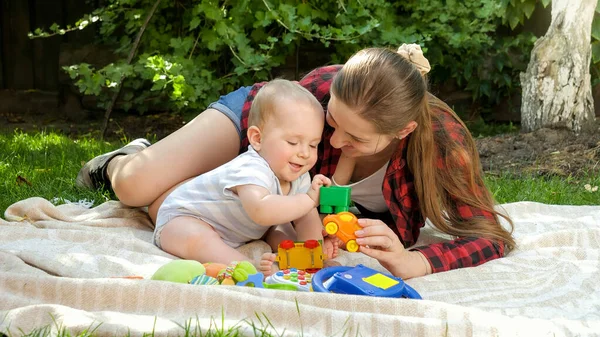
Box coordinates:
[287,141,298,146]
[309,144,318,149]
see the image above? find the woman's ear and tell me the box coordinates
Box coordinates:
[247,125,262,150]
[396,121,418,139]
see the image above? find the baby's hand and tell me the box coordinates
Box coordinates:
[307,174,332,205]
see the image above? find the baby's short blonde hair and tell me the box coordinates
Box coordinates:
[248,79,323,128]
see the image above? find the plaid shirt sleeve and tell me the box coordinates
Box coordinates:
[408,107,504,273]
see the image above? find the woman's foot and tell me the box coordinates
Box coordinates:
[75,138,150,192]
[257,253,277,277]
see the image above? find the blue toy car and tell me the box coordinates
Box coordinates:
[311,264,422,299]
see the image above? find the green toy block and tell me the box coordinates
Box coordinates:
[319,186,351,214]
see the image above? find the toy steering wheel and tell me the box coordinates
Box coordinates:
[311,265,422,299]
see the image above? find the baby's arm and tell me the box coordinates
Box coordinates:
[234,174,331,226]
[234,184,314,226]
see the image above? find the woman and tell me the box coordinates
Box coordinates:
[76,45,514,279]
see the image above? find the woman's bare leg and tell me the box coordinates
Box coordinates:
[108,109,240,207]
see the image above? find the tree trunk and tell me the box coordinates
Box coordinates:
[520,0,596,133]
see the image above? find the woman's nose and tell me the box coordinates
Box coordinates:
[329,129,348,149]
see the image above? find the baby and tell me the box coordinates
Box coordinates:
[153,79,337,276]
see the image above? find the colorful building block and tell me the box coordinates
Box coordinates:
[319,186,351,214]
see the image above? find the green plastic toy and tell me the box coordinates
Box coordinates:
[319,186,351,214]
[151,260,206,284]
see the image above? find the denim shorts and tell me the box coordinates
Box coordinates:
[207,86,252,140]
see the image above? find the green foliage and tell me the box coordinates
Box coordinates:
[389,0,539,109]
[29,0,549,118]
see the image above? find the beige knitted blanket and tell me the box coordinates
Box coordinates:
[1,198,599,336]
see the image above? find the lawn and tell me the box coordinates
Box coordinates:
[1,130,599,214]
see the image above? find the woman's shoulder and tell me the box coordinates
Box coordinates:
[299,65,342,89]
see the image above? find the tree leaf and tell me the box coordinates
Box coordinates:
[592,41,600,63]
[522,1,535,19]
[592,17,600,41]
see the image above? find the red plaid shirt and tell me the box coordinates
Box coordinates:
[239,65,504,273]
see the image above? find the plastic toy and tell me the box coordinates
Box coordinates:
[322,211,361,252]
[203,262,228,278]
[276,239,324,272]
[264,268,315,291]
[319,186,351,213]
[216,260,257,285]
[311,264,422,299]
[150,260,300,291]
[151,260,206,284]
[190,274,219,285]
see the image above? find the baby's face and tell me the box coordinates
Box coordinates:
[258,99,324,184]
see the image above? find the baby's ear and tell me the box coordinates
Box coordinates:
[247,125,262,150]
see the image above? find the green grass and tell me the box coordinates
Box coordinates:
[0,130,121,214]
[1,304,364,337]
[485,173,600,205]
[1,129,599,214]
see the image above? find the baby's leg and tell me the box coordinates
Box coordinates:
[263,223,296,251]
[158,216,249,265]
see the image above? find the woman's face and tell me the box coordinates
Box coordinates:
[326,94,395,158]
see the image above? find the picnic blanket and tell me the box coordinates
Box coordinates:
[1,197,599,336]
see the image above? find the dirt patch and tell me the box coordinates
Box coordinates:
[477,120,600,176]
[3,107,599,177]
[0,109,187,141]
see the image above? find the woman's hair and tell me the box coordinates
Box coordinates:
[331,47,515,251]
[249,79,323,128]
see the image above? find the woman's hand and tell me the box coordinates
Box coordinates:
[354,218,431,279]
[307,174,332,206]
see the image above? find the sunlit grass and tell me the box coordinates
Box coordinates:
[1,302,363,337]
[0,130,121,213]
[2,129,599,215]
[485,172,600,205]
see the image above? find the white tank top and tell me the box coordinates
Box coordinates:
[332,163,388,212]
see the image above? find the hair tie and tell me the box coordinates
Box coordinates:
[397,44,431,76]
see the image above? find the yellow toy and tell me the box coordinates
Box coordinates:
[276,239,324,272]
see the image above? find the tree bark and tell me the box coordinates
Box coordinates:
[520,0,596,133]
